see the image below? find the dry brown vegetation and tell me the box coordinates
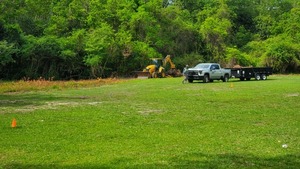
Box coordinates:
[0,78,126,93]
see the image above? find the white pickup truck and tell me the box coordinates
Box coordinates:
[185,63,231,83]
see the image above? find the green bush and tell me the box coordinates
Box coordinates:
[262,36,300,73]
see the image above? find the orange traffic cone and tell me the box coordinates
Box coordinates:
[11,118,17,128]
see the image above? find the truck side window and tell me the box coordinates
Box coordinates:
[215,65,220,69]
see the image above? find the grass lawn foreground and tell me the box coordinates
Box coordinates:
[0,75,300,168]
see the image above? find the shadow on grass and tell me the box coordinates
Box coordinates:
[0,93,91,108]
[168,153,300,169]
[185,78,276,84]
[229,78,277,83]
[3,153,300,169]
[0,93,63,108]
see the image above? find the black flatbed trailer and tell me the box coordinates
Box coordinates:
[229,67,273,81]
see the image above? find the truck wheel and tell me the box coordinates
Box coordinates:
[255,74,261,80]
[261,74,267,80]
[188,79,193,83]
[203,75,209,83]
[223,74,229,82]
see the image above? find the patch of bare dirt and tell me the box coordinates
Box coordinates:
[285,93,299,97]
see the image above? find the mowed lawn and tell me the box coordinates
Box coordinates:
[0,75,299,168]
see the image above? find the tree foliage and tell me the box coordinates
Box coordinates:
[0,41,17,66]
[0,0,299,80]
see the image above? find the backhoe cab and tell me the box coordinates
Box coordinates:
[143,58,165,78]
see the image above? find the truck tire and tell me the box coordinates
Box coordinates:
[203,74,209,83]
[188,79,193,83]
[222,74,229,82]
[255,74,261,80]
[261,74,267,80]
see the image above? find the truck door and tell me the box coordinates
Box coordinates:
[210,64,222,79]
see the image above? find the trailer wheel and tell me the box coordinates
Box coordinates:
[255,74,261,80]
[240,77,245,81]
[261,74,267,80]
[203,74,209,83]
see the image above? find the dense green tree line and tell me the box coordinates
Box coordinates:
[0,0,299,80]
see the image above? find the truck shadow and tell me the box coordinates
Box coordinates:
[186,78,276,84]
[229,78,276,83]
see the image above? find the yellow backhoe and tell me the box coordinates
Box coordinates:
[134,55,181,78]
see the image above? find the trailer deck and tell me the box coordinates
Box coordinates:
[230,67,273,81]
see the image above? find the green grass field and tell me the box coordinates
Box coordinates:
[1,75,299,168]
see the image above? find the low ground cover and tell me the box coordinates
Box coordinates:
[0,75,299,168]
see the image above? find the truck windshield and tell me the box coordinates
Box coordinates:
[194,64,210,69]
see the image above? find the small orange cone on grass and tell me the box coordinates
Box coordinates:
[11,118,17,128]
